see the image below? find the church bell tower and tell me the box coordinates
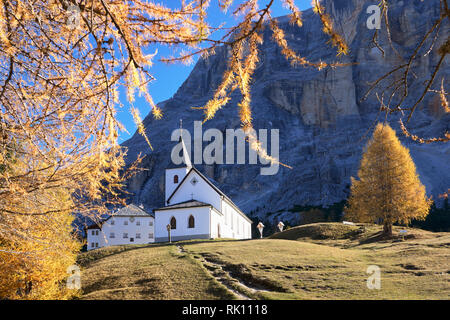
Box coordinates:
[164,119,192,204]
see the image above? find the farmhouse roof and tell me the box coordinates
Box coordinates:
[86,223,102,230]
[112,204,154,217]
[85,204,153,230]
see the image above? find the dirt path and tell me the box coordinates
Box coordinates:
[176,245,273,300]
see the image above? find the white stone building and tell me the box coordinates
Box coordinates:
[153,136,253,242]
[86,204,155,250]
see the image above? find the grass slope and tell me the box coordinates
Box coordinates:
[78,243,234,300]
[78,223,450,300]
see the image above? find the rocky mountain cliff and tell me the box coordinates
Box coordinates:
[121,0,449,224]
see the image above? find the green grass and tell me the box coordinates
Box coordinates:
[78,223,450,300]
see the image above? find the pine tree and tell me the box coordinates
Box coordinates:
[346,123,432,236]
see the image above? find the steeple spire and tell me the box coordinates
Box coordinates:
[179,119,192,168]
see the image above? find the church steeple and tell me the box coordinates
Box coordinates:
[164,120,192,204]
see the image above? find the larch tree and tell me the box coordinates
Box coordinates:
[0,138,81,299]
[0,190,81,299]
[345,123,432,236]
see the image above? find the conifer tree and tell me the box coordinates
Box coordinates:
[346,123,432,236]
[0,136,81,299]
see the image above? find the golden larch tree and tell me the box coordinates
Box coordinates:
[0,143,81,299]
[346,123,432,236]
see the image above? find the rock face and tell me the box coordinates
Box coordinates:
[263,64,360,128]
[121,0,450,224]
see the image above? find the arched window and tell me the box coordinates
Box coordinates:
[174,175,179,183]
[188,215,195,228]
[170,217,177,230]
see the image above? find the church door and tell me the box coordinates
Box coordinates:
[217,224,221,239]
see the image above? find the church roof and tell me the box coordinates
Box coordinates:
[112,204,154,217]
[167,123,192,169]
[153,200,211,211]
[166,163,189,169]
[166,167,219,204]
[166,166,253,223]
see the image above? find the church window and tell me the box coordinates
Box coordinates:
[129,217,135,223]
[110,232,115,238]
[124,220,128,225]
[149,233,154,239]
[174,175,179,183]
[188,215,195,228]
[170,217,177,229]
[91,242,94,248]
[110,219,115,225]
[95,243,98,247]
[149,221,153,226]
[136,220,140,226]
[123,233,128,238]
[136,233,141,239]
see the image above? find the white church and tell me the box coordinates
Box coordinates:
[86,133,252,250]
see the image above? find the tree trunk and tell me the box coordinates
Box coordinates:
[25,281,32,295]
[383,222,392,236]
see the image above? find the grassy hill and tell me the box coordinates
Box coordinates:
[268,222,438,247]
[77,223,450,300]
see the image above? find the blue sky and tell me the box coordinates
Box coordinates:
[117,1,312,143]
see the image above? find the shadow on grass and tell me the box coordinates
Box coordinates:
[356,231,415,246]
[178,238,252,247]
[83,275,122,295]
[82,276,164,298]
[136,278,164,296]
